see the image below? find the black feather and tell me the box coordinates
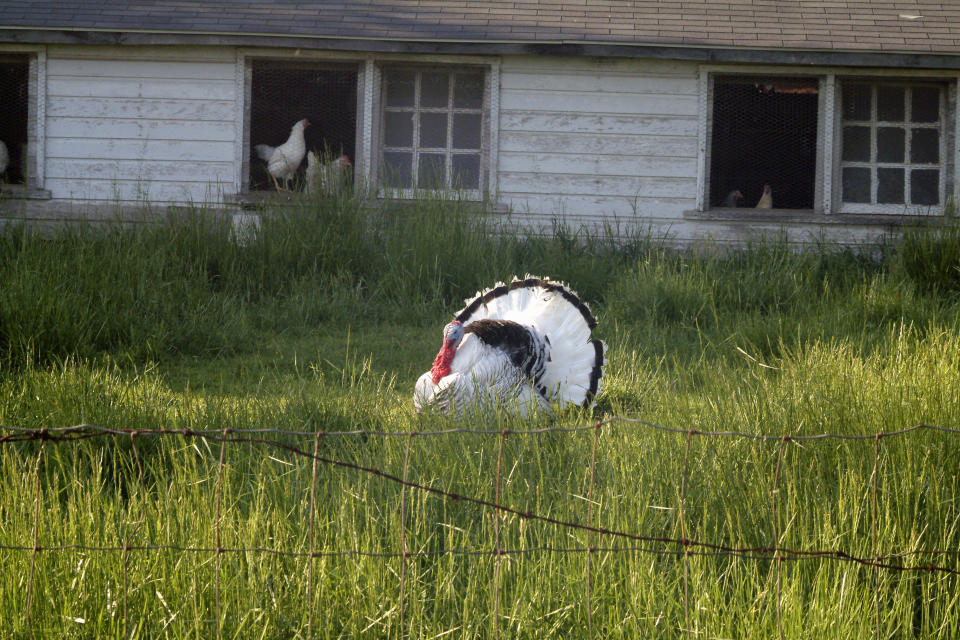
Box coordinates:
[465,319,551,400]
[583,339,605,407]
[456,278,597,330]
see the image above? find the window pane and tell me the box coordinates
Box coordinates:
[453,113,482,149]
[382,152,412,188]
[454,72,484,109]
[877,86,905,121]
[452,154,481,189]
[911,87,940,123]
[421,73,449,108]
[842,83,871,120]
[384,111,413,147]
[842,126,871,162]
[418,153,446,189]
[842,167,871,203]
[876,127,904,163]
[877,167,904,204]
[910,128,939,163]
[386,71,416,107]
[911,169,939,205]
[419,112,447,148]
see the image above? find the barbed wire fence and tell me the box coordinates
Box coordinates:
[2,418,959,639]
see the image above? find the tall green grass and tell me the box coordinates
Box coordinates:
[1,196,959,637]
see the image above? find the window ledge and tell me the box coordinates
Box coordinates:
[685,208,949,227]
[224,191,317,209]
[0,186,52,200]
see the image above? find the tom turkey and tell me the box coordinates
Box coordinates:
[414,277,606,415]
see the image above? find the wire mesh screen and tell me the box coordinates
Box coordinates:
[0,55,29,186]
[249,61,357,192]
[710,76,819,210]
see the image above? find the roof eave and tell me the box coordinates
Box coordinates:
[2,27,960,70]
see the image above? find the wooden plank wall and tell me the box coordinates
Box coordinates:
[44,46,237,205]
[497,55,700,240]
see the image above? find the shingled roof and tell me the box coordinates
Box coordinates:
[2,1,960,61]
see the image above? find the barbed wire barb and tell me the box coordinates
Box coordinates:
[1,418,958,639]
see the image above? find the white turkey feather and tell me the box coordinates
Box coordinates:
[415,276,605,415]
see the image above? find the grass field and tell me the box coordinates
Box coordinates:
[1,192,959,638]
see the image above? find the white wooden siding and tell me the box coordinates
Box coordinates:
[44,50,237,205]
[497,55,700,240]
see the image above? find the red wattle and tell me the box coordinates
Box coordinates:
[430,343,456,384]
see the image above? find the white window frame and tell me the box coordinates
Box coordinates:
[236,49,368,196]
[234,52,499,201]
[372,59,498,201]
[699,70,826,213]
[836,78,951,215]
[698,65,960,217]
[0,45,46,192]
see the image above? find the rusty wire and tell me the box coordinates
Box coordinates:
[3,419,958,441]
[585,420,601,640]
[1,422,958,574]
[2,418,959,639]
[398,431,414,640]
[679,428,693,640]
[307,431,321,640]
[23,437,45,634]
[771,434,789,640]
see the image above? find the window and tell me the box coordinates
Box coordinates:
[246,60,357,192]
[709,76,819,210]
[379,67,486,194]
[839,80,946,213]
[0,54,30,188]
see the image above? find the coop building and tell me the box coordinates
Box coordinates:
[2,1,960,246]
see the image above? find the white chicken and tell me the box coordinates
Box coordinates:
[756,184,773,209]
[305,152,352,195]
[0,140,8,181]
[254,118,309,192]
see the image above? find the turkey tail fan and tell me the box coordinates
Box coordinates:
[455,276,606,408]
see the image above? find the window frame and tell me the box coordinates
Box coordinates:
[704,72,825,212]
[0,46,46,194]
[373,62,495,200]
[236,49,368,197]
[835,78,952,215]
[698,65,959,218]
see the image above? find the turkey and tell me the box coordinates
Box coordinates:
[305,152,351,195]
[254,118,309,192]
[414,277,606,416]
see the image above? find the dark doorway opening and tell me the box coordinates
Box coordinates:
[249,61,357,191]
[0,55,29,185]
[710,76,819,210]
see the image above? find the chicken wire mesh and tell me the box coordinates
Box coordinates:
[709,76,819,210]
[248,60,357,192]
[0,55,29,187]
